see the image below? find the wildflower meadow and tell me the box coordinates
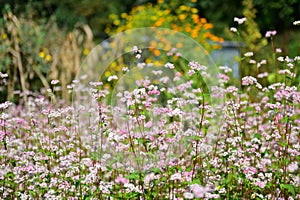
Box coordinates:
[0,3,300,200]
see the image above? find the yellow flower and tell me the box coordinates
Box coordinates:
[179,5,188,11]
[45,54,52,61]
[191,0,197,2]
[111,62,117,68]
[121,13,128,18]
[113,19,120,26]
[145,58,152,63]
[191,8,198,13]
[83,48,90,55]
[164,9,170,15]
[39,51,45,58]
[1,33,7,39]
[105,71,111,77]
[178,14,186,21]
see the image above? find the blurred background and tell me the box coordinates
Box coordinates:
[0,0,299,103]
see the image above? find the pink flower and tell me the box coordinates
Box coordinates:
[115,175,129,184]
[188,70,195,76]
[190,184,209,198]
[189,61,207,71]
[265,30,277,38]
[255,181,267,188]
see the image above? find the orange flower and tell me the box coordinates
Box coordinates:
[192,14,199,23]
[200,18,207,24]
[186,27,191,32]
[203,23,213,29]
[153,49,161,56]
[154,18,165,27]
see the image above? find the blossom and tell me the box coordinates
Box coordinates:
[107,75,118,82]
[230,27,237,32]
[287,162,298,173]
[277,56,284,62]
[293,20,300,25]
[255,181,267,189]
[188,61,207,71]
[115,175,129,184]
[170,172,182,181]
[164,62,175,69]
[89,81,103,86]
[190,184,209,198]
[122,67,129,72]
[188,69,195,76]
[183,192,194,199]
[132,46,141,54]
[244,52,254,57]
[242,76,257,86]
[51,79,59,85]
[0,72,8,78]
[234,17,247,24]
[136,54,141,59]
[265,30,277,38]
[219,66,232,73]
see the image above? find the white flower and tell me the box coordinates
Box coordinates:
[136,54,141,59]
[230,27,237,32]
[287,63,294,68]
[277,56,284,62]
[183,192,194,199]
[89,81,103,86]
[244,52,254,57]
[107,75,118,82]
[51,79,59,85]
[287,162,298,173]
[132,46,138,52]
[164,62,175,69]
[234,17,247,24]
[293,20,300,25]
[219,66,232,73]
[170,172,182,180]
[0,72,8,78]
[132,46,141,54]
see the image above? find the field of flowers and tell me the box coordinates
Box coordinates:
[1,17,300,200]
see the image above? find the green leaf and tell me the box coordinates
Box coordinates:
[125,172,140,180]
[280,184,295,196]
[254,133,262,139]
